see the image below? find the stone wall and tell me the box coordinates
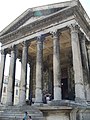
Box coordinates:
[41,107,90,120]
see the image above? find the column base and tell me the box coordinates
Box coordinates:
[18,102,27,107]
[6,91,13,106]
[35,88,42,103]
[5,102,13,106]
[48,100,70,106]
[33,101,43,106]
[5,103,13,107]
[75,97,87,104]
[48,99,87,107]
[54,86,61,100]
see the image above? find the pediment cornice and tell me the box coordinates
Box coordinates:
[0,6,75,44]
[0,0,78,37]
[0,9,33,36]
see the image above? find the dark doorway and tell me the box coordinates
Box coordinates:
[61,78,68,100]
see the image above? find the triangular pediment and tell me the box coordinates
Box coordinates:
[19,6,67,28]
[0,0,78,37]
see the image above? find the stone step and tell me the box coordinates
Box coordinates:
[0,113,43,116]
[0,105,45,120]
[0,116,45,120]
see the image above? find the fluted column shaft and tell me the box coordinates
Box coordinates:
[6,45,17,105]
[88,48,90,67]
[80,33,90,101]
[70,24,86,102]
[19,41,28,105]
[0,49,6,102]
[52,30,61,100]
[35,36,43,103]
[80,33,89,73]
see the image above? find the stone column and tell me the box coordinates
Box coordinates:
[80,33,90,102]
[6,45,17,105]
[70,24,86,102]
[35,36,44,104]
[52,30,61,100]
[19,41,28,105]
[87,46,90,77]
[80,33,89,73]
[88,47,90,67]
[48,68,53,98]
[0,49,6,102]
[87,47,90,102]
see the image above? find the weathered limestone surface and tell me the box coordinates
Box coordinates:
[35,36,43,103]
[0,50,6,102]
[88,48,90,66]
[80,33,90,102]
[0,0,90,120]
[70,24,86,102]
[70,109,77,120]
[39,106,72,120]
[6,45,17,105]
[46,113,69,120]
[19,41,28,105]
[80,34,89,75]
[52,30,61,100]
[32,62,36,99]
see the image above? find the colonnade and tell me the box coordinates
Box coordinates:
[0,24,90,106]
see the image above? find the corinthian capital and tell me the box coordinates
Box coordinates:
[37,34,45,43]
[69,23,79,32]
[50,29,61,38]
[21,41,30,48]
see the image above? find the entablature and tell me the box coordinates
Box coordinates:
[1,19,75,50]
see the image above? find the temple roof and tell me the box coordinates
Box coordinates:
[0,0,90,44]
[0,0,90,37]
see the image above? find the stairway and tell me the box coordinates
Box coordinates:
[0,105,45,120]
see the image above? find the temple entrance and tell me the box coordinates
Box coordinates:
[61,78,68,100]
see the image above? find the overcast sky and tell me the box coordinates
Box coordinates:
[0,0,90,32]
[0,0,90,80]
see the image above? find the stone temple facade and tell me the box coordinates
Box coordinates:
[0,0,90,120]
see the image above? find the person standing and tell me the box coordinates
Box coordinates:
[23,112,28,120]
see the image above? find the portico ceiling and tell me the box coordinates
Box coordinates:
[18,29,71,68]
